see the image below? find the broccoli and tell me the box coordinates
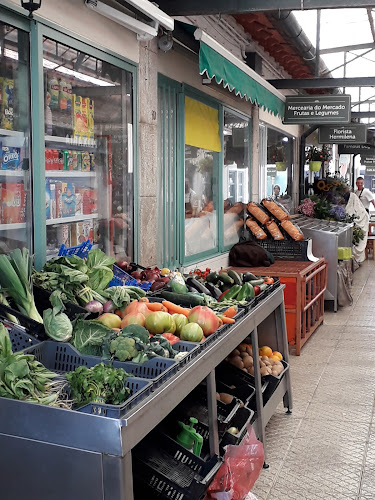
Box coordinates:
[110,336,138,361]
[121,324,150,343]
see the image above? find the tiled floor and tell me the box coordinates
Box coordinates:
[252,259,375,500]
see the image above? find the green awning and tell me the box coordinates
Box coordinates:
[195,30,285,119]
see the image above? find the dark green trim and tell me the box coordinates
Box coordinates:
[0,4,30,31]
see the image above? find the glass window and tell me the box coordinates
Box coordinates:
[265,128,294,213]
[223,110,249,247]
[42,37,134,260]
[0,22,32,254]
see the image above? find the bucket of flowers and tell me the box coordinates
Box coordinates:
[271,146,287,171]
[305,145,331,172]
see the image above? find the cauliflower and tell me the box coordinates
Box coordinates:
[110,336,138,361]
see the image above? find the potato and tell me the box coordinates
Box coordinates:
[261,355,269,361]
[260,366,269,376]
[260,360,266,368]
[216,392,221,400]
[220,393,234,404]
[266,366,272,375]
[230,355,244,369]
[240,351,249,359]
[248,366,255,376]
[246,345,253,356]
[243,356,252,369]
[238,343,247,352]
[264,360,271,366]
[230,349,241,357]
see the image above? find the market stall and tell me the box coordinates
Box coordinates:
[0,246,292,500]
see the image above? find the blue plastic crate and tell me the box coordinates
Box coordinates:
[7,324,41,352]
[173,340,201,366]
[58,240,92,258]
[108,265,152,291]
[23,341,153,419]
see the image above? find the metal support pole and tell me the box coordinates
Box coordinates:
[315,10,321,77]
[299,125,319,202]
[206,370,220,457]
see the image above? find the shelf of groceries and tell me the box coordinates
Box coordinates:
[0,222,26,231]
[0,128,24,138]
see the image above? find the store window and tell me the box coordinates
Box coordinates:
[42,37,134,260]
[184,97,220,258]
[0,21,32,254]
[223,110,249,247]
[265,128,294,213]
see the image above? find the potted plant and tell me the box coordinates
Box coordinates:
[271,145,287,171]
[305,145,331,172]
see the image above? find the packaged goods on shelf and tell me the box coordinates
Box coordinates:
[88,99,94,141]
[93,219,100,244]
[0,182,26,224]
[61,182,76,217]
[83,188,98,214]
[55,181,63,218]
[89,152,95,171]
[80,98,90,141]
[81,151,91,171]
[57,223,71,247]
[1,146,21,170]
[47,73,59,110]
[45,180,51,220]
[75,187,84,215]
[1,78,14,130]
[72,94,82,140]
[71,220,93,245]
[71,151,79,171]
[49,182,56,219]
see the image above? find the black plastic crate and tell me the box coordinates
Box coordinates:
[23,341,154,418]
[0,302,48,340]
[6,323,41,352]
[217,361,269,393]
[133,432,220,500]
[255,239,310,261]
[215,366,255,404]
[33,285,89,320]
[219,406,254,450]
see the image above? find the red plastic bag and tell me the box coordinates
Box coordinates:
[205,425,264,500]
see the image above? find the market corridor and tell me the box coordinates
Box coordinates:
[252,259,375,500]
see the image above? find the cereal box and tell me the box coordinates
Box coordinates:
[71,220,93,245]
[75,187,84,215]
[71,151,79,171]
[1,146,21,170]
[81,152,91,172]
[54,181,63,218]
[83,188,98,214]
[0,183,26,224]
[49,182,56,219]
[2,78,14,130]
[45,180,51,220]
[56,224,71,248]
[61,182,76,217]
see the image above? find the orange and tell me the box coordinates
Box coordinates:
[272,351,283,361]
[259,346,273,357]
[270,355,281,362]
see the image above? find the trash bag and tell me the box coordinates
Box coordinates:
[205,425,264,500]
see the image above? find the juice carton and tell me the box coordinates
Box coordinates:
[55,181,63,218]
[1,146,21,170]
[72,95,82,140]
[2,78,14,130]
[56,224,71,248]
[80,97,89,141]
[88,99,95,141]
[81,151,91,172]
[1,183,25,224]
[48,74,59,110]
[61,182,76,217]
[83,188,98,214]
[45,179,51,220]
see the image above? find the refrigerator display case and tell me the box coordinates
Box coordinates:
[42,37,134,261]
[0,21,32,254]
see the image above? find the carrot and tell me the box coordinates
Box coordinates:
[162,301,190,317]
[263,276,274,285]
[223,306,238,319]
[147,302,166,312]
[139,297,149,303]
[217,317,223,327]
[221,316,235,324]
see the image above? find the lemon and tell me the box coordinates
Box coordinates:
[160,268,170,276]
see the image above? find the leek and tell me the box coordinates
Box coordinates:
[0,248,43,323]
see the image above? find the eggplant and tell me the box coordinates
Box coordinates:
[186,277,211,295]
[205,282,222,300]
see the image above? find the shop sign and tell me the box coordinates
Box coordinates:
[283,95,351,124]
[366,165,375,175]
[318,124,367,144]
[267,166,276,176]
[363,156,375,166]
[338,144,375,155]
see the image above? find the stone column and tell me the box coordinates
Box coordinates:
[137,38,158,266]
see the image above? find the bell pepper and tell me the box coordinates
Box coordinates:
[237,283,255,301]
[220,285,241,301]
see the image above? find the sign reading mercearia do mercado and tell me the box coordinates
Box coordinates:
[283,95,351,124]
[318,124,367,144]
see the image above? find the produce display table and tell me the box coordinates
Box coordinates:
[231,258,327,355]
[0,287,292,500]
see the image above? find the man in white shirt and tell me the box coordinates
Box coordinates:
[355,177,375,213]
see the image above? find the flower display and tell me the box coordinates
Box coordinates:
[305,145,331,163]
[329,205,346,221]
[297,198,316,217]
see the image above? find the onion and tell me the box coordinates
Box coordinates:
[103,300,116,313]
[227,427,239,435]
[85,301,104,314]
[131,271,142,280]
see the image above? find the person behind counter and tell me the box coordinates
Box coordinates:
[273,184,281,198]
[355,177,375,213]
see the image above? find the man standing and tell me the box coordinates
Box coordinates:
[355,177,375,213]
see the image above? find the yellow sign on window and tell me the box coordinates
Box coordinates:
[185,96,221,152]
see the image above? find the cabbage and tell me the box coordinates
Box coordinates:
[43,290,73,342]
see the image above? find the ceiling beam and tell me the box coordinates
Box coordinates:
[155,0,375,16]
[267,76,375,89]
[320,42,375,54]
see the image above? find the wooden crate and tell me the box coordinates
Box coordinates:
[231,258,327,355]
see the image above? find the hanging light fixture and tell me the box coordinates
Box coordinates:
[20,0,42,18]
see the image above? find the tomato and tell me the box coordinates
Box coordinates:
[180,323,204,342]
[162,332,180,345]
[188,306,220,336]
[145,311,176,335]
[253,285,261,296]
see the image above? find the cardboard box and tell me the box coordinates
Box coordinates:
[75,187,84,215]
[81,152,91,172]
[72,95,82,140]
[55,181,63,219]
[45,179,51,220]
[0,183,26,224]
[61,182,76,217]
[83,188,98,214]
[71,220,93,245]
[49,182,56,219]
[56,224,71,247]
[2,78,14,130]
[1,146,21,170]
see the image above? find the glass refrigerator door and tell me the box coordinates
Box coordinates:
[42,38,134,260]
[0,22,32,254]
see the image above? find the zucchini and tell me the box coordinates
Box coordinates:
[227,269,242,286]
[186,277,211,295]
[218,272,234,285]
[242,272,258,282]
[160,290,205,307]
[259,283,267,291]
[205,271,220,284]
[249,279,265,286]
[187,286,199,294]
[205,282,222,300]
